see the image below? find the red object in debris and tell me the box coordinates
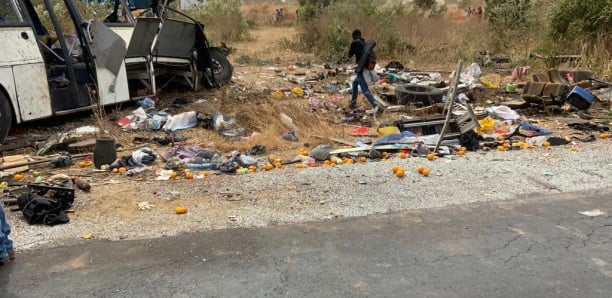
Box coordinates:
[564,72,575,84]
[350,126,370,135]
[116,117,132,128]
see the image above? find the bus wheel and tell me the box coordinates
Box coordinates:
[209,48,233,84]
[0,92,13,144]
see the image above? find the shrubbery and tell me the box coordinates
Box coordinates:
[186,0,250,42]
[547,0,611,41]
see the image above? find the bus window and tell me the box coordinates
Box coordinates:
[0,0,22,24]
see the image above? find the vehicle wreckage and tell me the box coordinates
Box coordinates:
[0,0,233,143]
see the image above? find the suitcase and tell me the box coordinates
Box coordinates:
[565,86,595,110]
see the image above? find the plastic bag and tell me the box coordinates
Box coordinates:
[485,105,520,120]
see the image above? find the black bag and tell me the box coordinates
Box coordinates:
[17,193,70,226]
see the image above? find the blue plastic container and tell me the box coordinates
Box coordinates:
[565,86,595,110]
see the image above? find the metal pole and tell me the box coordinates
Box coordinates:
[434,60,464,153]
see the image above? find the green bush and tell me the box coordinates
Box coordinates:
[186,0,249,42]
[484,0,539,49]
[547,0,612,41]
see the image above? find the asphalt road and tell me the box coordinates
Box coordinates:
[1,189,611,298]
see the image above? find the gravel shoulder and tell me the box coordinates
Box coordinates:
[8,139,612,251]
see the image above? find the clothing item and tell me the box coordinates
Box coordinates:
[0,203,14,260]
[348,37,365,64]
[350,72,378,109]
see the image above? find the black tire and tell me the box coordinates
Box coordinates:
[209,48,233,84]
[0,91,13,144]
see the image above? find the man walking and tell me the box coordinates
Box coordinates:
[347,29,380,114]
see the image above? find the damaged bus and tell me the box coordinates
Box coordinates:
[0,0,232,143]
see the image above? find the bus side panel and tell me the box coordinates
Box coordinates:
[0,67,22,124]
[0,27,44,66]
[97,62,131,106]
[13,63,52,121]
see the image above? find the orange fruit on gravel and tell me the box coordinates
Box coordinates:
[422,169,430,177]
[392,165,400,173]
[417,165,425,174]
[185,172,194,179]
[427,153,435,161]
[359,156,367,163]
[168,171,177,178]
[395,168,405,178]
[399,152,407,159]
[264,164,273,171]
[275,162,282,169]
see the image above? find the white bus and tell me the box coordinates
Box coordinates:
[0,0,231,143]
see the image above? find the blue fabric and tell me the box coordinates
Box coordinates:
[0,203,13,259]
[350,72,377,109]
[520,121,552,136]
[374,131,418,146]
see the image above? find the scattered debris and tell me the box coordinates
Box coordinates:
[578,209,606,217]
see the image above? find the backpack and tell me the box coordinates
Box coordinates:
[359,40,377,71]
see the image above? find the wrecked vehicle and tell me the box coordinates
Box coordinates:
[0,0,232,143]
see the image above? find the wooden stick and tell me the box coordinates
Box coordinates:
[0,153,92,171]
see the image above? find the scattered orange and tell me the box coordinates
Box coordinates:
[359,156,367,163]
[497,135,505,142]
[168,171,177,179]
[497,146,506,151]
[174,206,187,214]
[399,152,407,159]
[118,167,127,174]
[296,163,306,168]
[78,161,88,168]
[185,172,194,179]
[248,168,256,173]
[542,141,551,147]
[427,153,436,161]
[395,168,405,178]
[323,160,331,165]
[13,174,25,181]
[275,162,282,169]
[392,165,400,173]
[112,168,119,173]
[417,165,425,174]
[264,164,274,171]
[570,146,579,152]
[422,168,430,177]
[599,132,609,139]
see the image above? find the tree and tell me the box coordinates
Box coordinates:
[548,0,612,41]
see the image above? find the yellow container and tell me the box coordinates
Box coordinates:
[377,126,400,136]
